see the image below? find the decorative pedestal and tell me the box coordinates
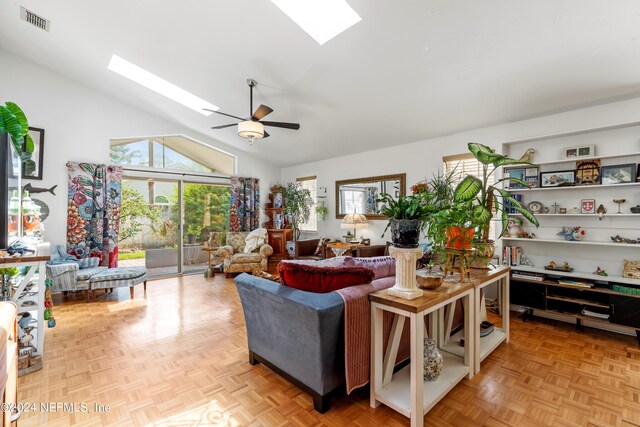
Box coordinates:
[388,246,423,300]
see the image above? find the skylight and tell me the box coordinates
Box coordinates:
[107,55,218,116]
[270,0,361,45]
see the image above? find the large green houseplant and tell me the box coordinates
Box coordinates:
[453,142,539,264]
[0,102,35,175]
[283,182,313,241]
[377,191,435,248]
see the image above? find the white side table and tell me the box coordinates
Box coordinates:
[369,278,475,427]
[439,266,511,374]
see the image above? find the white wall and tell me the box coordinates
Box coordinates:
[283,97,640,244]
[0,49,280,247]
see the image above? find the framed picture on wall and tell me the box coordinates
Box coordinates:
[601,164,636,185]
[581,199,595,214]
[504,168,525,189]
[540,170,575,187]
[21,127,45,180]
[525,167,539,188]
[563,145,594,159]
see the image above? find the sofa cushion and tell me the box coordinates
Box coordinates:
[76,266,108,282]
[277,262,375,293]
[282,256,355,268]
[78,257,100,269]
[351,256,396,280]
[89,266,147,283]
[231,253,262,264]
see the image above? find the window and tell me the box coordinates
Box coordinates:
[297,176,317,232]
[110,135,235,175]
[443,153,496,240]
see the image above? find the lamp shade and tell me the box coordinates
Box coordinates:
[341,213,368,229]
[237,121,265,140]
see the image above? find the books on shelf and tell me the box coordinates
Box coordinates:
[512,271,546,282]
[557,279,593,288]
[502,246,522,266]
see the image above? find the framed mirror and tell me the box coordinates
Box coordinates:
[335,173,406,219]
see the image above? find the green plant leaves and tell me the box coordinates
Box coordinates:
[468,142,532,167]
[5,102,28,136]
[23,159,36,175]
[454,175,481,202]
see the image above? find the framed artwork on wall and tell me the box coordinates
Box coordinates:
[504,168,525,189]
[21,127,45,180]
[540,170,575,187]
[581,199,595,214]
[601,164,636,185]
[525,167,539,188]
[563,145,594,159]
[575,159,600,185]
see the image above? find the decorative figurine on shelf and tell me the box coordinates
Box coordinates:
[610,235,639,244]
[557,226,586,241]
[631,205,640,214]
[551,202,560,214]
[423,338,443,381]
[593,266,608,276]
[518,148,535,163]
[614,199,626,214]
[519,254,534,266]
[545,261,574,272]
[597,203,607,221]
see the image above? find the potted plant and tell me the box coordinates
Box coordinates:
[283,182,313,241]
[416,261,444,290]
[315,202,328,221]
[283,182,313,257]
[377,191,434,248]
[0,102,35,175]
[453,142,539,266]
[186,224,204,245]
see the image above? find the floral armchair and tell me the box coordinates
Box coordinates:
[219,231,273,277]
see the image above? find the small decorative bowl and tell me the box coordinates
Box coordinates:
[416,271,444,290]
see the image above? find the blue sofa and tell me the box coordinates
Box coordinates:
[235,273,345,412]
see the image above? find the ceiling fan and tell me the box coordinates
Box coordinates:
[205,79,300,144]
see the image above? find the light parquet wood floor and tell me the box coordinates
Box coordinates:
[17,274,640,426]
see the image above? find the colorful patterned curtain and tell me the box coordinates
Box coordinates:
[229,177,260,231]
[66,162,122,267]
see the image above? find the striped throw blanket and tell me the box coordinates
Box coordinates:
[336,276,412,394]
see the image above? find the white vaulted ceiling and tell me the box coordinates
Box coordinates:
[2,1,640,166]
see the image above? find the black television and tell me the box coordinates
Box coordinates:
[0,134,21,249]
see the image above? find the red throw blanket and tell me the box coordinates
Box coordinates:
[336,276,412,394]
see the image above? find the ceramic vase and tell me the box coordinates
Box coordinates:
[423,338,443,381]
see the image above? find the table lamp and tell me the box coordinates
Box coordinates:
[341,212,368,243]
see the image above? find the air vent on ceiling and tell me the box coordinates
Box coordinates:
[20,6,50,32]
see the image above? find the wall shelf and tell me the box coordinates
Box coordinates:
[511,265,640,286]
[530,151,640,166]
[509,213,638,218]
[502,237,640,248]
[507,182,640,193]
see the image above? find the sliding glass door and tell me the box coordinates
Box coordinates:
[118,176,230,277]
[182,182,230,274]
[119,178,180,276]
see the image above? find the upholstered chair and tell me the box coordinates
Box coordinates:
[219,231,273,277]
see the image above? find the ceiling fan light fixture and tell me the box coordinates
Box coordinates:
[238,121,265,141]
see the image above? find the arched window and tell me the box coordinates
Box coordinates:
[110,135,235,175]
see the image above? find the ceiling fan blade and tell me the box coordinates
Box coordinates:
[204,108,245,121]
[263,130,270,139]
[251,104,273,121]
[260,121,300,130]
[211,123,237,130]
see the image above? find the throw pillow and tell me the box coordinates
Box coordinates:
[244,228,267,253]
[352,256,396,280]
[313,238,331,256]
[78,257,100,268]
[277,262,375,293]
